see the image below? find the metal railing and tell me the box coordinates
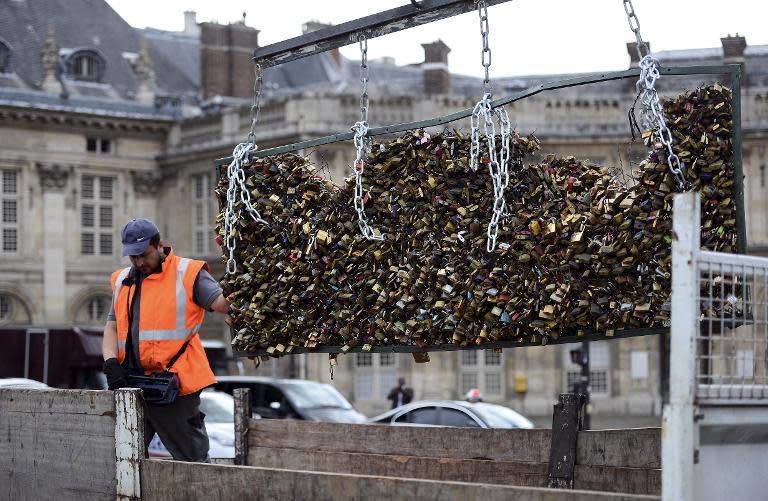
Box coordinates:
[697,251,768,403]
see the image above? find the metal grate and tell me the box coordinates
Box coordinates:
[697,250,768,403]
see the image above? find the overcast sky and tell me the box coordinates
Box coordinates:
[106,0,766,78]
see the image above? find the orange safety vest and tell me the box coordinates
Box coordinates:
[111,249,216,396]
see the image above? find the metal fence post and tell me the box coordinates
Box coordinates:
[115,388,144,501]
[546,393,585,489]
[663,191,700,501]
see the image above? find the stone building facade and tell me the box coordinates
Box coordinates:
[2,1,767,425]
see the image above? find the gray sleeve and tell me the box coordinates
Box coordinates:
[193,268,224,310]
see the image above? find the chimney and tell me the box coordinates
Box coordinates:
[200,21,260,99]
[722,33,746,62]
[421,40,450,96]
[184,11,200,37]
[134,37,155,105]
[303,21,341,67]
[721,34,747,82]
[40,24,61,94]
[626,41,650,68]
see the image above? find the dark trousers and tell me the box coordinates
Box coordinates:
[143,391,210,462]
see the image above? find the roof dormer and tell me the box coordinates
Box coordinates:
[62,48,106,82]
[0,39,11,73]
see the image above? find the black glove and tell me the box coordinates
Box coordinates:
[103,358,129,390]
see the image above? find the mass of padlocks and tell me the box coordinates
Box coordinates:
[216,84,737,356]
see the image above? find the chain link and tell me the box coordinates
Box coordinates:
[477,0,492,94]
[622,0,688,191]
[471,0,512,252]
[351,37,384,241]
[223,143,268,275]
[471,95,512,252]
[223,62,268,275]
[247,64,263,145]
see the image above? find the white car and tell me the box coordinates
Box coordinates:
[369,400,534,429]
[148,390,237,459]
[0,378,49,389]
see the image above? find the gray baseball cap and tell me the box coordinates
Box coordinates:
[121,218,160,256]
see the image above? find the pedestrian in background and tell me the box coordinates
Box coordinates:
[387,377,414,409]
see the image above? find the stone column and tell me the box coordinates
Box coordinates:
[37,163,70,323]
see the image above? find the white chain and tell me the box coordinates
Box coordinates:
[351,37,384,241]
[223,63,267,276]
[471,0,512,252]
[471,95,512,252]
[623,0,688,191]
[224,142,267,275]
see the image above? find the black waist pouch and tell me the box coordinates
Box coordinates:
[127,337,190,406]
[127,371,180,405]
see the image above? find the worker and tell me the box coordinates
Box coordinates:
[465,388,483,403]
[101,218,229,462]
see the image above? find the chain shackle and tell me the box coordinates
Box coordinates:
[223,143,268,275]
[476,0,492,94]
[359,38,370,125]
[622,0,687,191]
[351,36,384,241]
[470,1,511,252]
[247,63,263,145]
[470,94,513,252]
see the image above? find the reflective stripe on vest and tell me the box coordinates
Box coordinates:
[113,267,131,312]
[137,258,201,342]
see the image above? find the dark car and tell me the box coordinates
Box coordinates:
[214,376,367,423]
[369,400,534,429]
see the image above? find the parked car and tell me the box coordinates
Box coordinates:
[0,378,49,389]
[214,376,367,424]
[148,390,239,459]
[369,400,534,429]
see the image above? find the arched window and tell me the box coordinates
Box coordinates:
[0,294,11,321]
[0,41,10,73]
[66,50,105,82]
[87,296,110,322]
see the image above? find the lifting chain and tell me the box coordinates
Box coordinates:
[470,0,513,252]
[224,63,268,276]
[623,0,688,191]
[351,36,384,241]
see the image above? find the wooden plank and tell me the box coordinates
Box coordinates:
[248,446,547,487]
[248,420,552,463]
[577,429,661,469]
[247,447,661,495]
[247,419,660,468]
[141,460,661,501]
[233,388,252,466]
[575,465,661,496]
[0,388,114,415]
[0,389,116,501]
[547,393,584,488]
[115,388,143,501]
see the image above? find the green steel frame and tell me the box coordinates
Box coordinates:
[213,63,745,356]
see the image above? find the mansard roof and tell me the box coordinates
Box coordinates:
[0,0,197,99]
